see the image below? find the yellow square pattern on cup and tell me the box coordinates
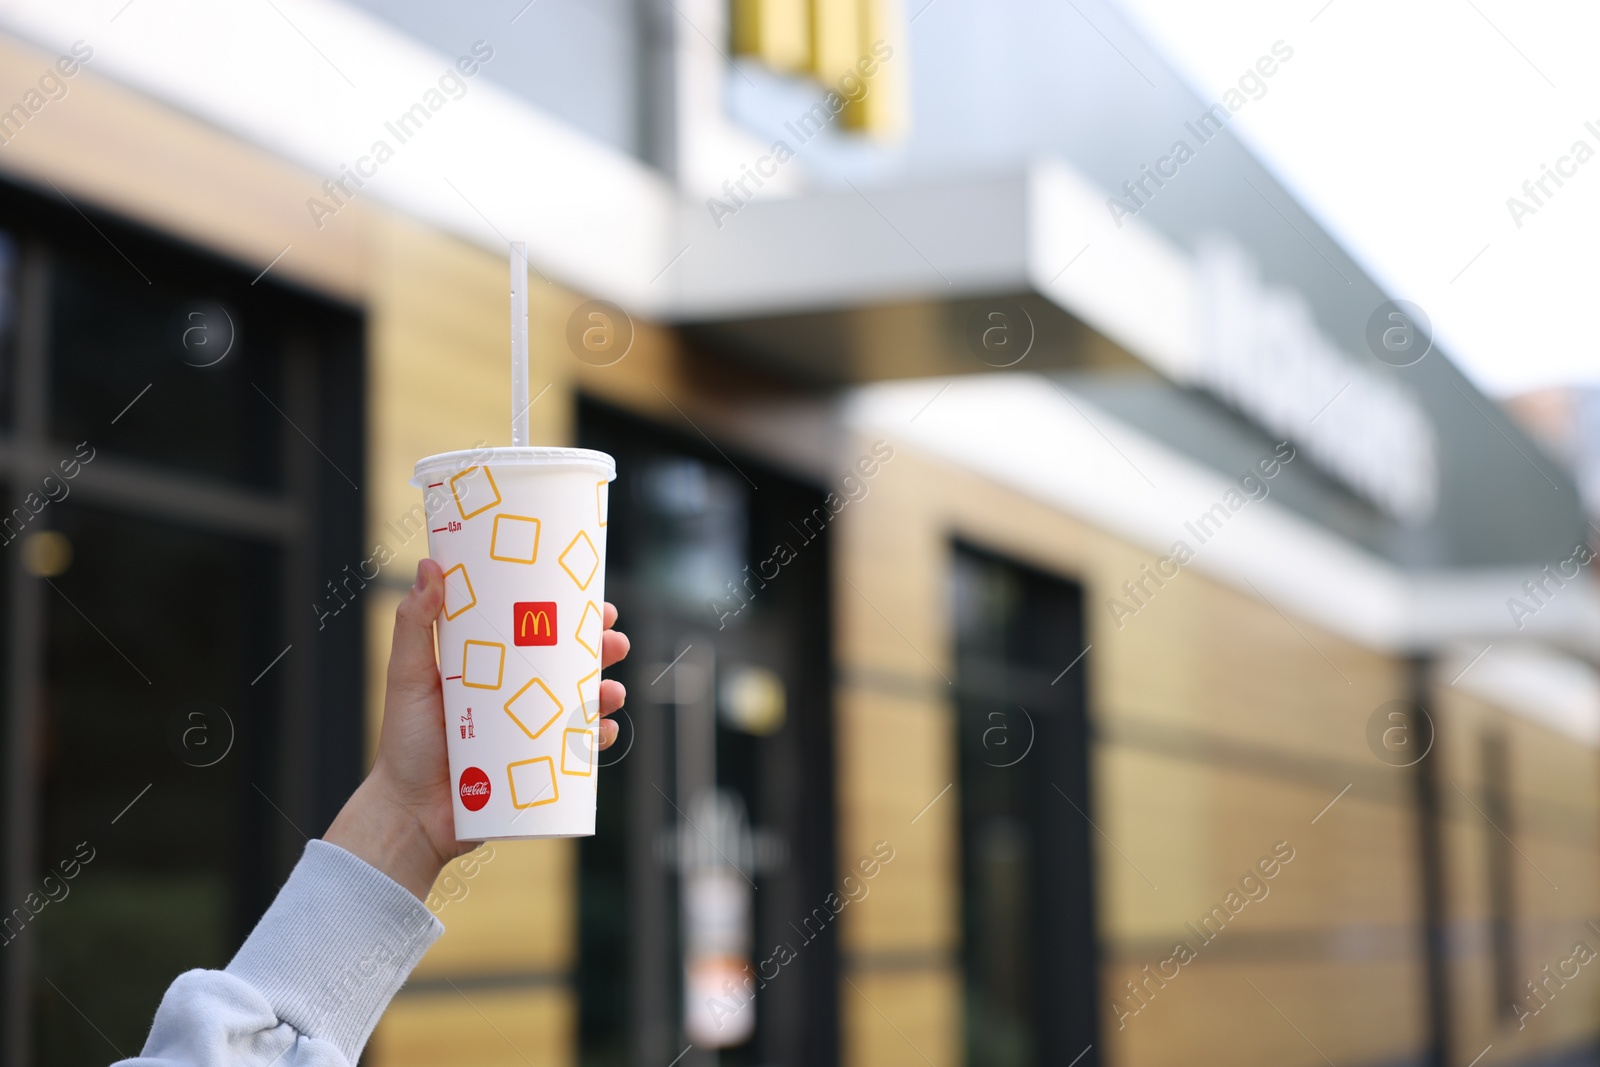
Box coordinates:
[559,530,600,590]
[461,640,505,690]
[553,531,598,591]
[507,757,559,809]
[442,564,476,620]
[561,729,596,777]
[489,514,541,564]
[504,677,563,740]
[597,481,608,527]
[574,601,603,659]
[576,668,600,724]
[450,466,502,521]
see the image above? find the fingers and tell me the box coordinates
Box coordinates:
[388,560,445,697]
[601,628,630,669]
[600,602,630,668]
[598,679,626,719]
[596,679,625,749]
[596,602,628,751]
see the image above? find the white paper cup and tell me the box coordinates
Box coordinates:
[411,447,616,840]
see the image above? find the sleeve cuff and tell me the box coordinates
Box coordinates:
[226,839,444,1064]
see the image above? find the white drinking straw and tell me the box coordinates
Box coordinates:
[510,240,530,447]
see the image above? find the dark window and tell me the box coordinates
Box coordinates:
[576,397,836,1067]
[0,179,365,1067]
[952,543,1099,1067]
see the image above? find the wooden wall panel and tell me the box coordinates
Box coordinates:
[834,685,956,956]
[370,988,571,1067]
[411,842,575,978]
[840,970,961,1067]
[1105,960,1426,1067]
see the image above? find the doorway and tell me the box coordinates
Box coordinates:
[576,397,837,1067]
[951,542,1099,1067]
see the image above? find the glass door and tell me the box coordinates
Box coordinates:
[952,542,1099,1067]
[577,397,837,1067]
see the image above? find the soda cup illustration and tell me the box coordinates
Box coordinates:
[411,446,616,839]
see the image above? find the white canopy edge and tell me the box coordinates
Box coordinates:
[843,373,1600,656]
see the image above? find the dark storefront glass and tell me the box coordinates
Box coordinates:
[952,543,1099,1067]
[576,398,837,1067]
[0,180,365,1067]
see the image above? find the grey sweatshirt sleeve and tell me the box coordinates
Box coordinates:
[118,840,445,1067]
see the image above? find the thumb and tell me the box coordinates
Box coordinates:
[389,559,445,695]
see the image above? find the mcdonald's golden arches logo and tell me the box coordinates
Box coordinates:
[513,601,558,646]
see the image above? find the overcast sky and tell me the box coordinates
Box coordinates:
[1115,0,1600,398]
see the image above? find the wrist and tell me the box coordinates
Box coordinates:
[324,770,449,901]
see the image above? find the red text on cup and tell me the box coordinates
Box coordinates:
[459,767,491,811]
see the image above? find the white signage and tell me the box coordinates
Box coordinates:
[1194,238,1438,523]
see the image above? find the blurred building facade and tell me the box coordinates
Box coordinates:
[0,3,1597,1067]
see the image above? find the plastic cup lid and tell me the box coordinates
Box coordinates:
[411,446,616,487]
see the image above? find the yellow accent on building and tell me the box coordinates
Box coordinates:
[732,0,811,73]
[732,0,906,135]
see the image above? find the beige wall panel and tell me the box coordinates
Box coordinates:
[1095,746,1418,942]
[835,685,957,955]
[374,988,571,1067]
[1104,961,1425,1067]
[1509,714,1600,806]
[412,839,574,977]
[840,969,960,1067]
[1509,839,1599,930]
[1089,558,1398,764]
[0,34,371,302]
[834,453,952,682]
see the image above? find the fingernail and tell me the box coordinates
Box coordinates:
[414,561,426,591]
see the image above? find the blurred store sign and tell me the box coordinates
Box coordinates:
[1195,238,1438,524]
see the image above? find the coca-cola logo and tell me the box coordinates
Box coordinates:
[458,767,491,811]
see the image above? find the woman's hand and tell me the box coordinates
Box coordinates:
[327,558,631,899]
